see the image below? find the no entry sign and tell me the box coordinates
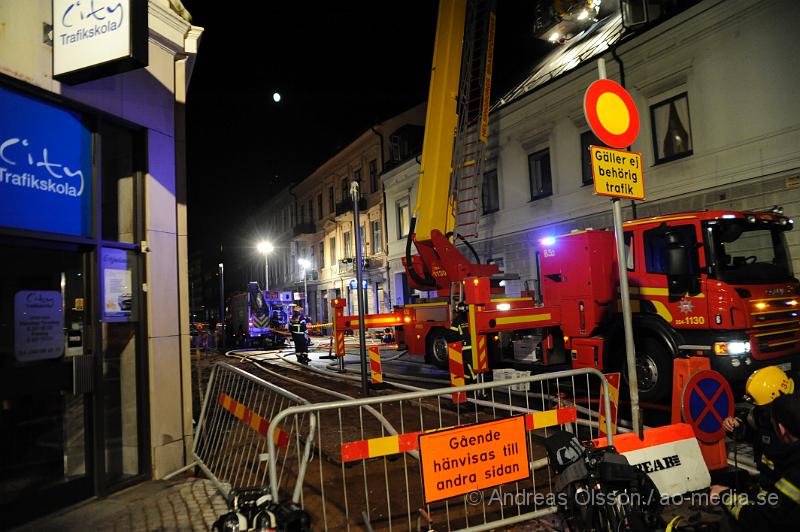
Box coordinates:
[584,79,640,148]
[681,370,734,443]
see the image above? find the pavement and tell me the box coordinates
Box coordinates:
[11,476,228,532]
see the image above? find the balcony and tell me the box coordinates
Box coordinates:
[335,196,367,216]
[293,222,316,236]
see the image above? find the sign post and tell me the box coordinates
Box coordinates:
[584,58,643,436]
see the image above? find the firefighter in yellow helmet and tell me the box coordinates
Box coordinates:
[723,365,797,490]
[712,393,800,530]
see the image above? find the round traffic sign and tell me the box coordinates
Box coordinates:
[681,370,734,443]
[583,79,640,148]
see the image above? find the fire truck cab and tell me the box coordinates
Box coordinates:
[510,209,800,402]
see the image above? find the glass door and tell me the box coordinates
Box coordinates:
[0,241,94,525]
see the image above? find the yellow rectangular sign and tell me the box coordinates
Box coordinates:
[419,416,529,503]
[591,145,645,200]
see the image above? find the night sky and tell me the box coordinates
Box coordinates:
[183,1,550,280]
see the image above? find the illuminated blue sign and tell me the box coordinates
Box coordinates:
[0,86,92,236]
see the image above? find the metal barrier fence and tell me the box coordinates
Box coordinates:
[193,362,315,503]
[265,368,613,532]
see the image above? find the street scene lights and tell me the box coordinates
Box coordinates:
[257,241,274,290]
[298,258,310,314]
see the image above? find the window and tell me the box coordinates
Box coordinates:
[354,168,362,184]
[581,130,608,186]
[299,205,305,224]
[329,237,337,264]
[342,178,349,200]
[650,93,693,164]
[372,220,382,254]
[343,231,352,258]
[328,187,334,213]
[369,159,378,193]
[528,149,552,200]
[397,199,410,238]
[624,232,635,270]
[319,241,325,268]
[643,225,698,274]
[317,194,323,220]
[482,169,499,214]
[308,199,313,223]
[360,224,366,256]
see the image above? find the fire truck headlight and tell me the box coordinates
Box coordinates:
[496,303,511,311]
[403,316,411,323]
[714,341,750,355]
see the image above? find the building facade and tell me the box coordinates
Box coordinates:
[384,0,800,303]
[0,0,202,523]
[264,104,426,325]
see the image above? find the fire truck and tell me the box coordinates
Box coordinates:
[228,282,293,347]
[333,0,800,402]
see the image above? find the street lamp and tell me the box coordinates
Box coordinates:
[257,241,274,290]
[218,262,225,352]
[298,258,310,315]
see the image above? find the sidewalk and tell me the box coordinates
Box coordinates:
[12,476,227,532]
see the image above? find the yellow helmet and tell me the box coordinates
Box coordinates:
[745,366,794,405]
[293,306,303,312]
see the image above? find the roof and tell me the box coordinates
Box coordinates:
[495,13,624,109]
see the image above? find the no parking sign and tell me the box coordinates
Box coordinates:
[681,370,734,443]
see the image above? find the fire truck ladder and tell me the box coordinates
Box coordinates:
[451,0,495,242]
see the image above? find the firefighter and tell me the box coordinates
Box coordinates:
[290,306,309,365]
[722,365,797,488]
[445,302,476,384]
[711,392,800,530]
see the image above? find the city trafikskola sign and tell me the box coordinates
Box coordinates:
[53,0,148,84]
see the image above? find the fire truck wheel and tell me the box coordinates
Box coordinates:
[427,329,450,370]
[630,337,672,403]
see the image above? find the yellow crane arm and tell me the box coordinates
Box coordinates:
[413,0,466,242]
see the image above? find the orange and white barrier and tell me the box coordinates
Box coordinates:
[448,342,467,404]
[369,345,383,384]
[218,392,289,449]
[341,406,577,462]
[594,423,710,496]
[598,372,620,437]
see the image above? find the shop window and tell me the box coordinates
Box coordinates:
[650,93,693,164]
[528,149,552,200]
[581,130,608,186]
[482,169,499,214]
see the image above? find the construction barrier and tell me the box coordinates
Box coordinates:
[369,345,383,384]
[193,363,315,502]
[263,368,614,531]
[448,341,467,403]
